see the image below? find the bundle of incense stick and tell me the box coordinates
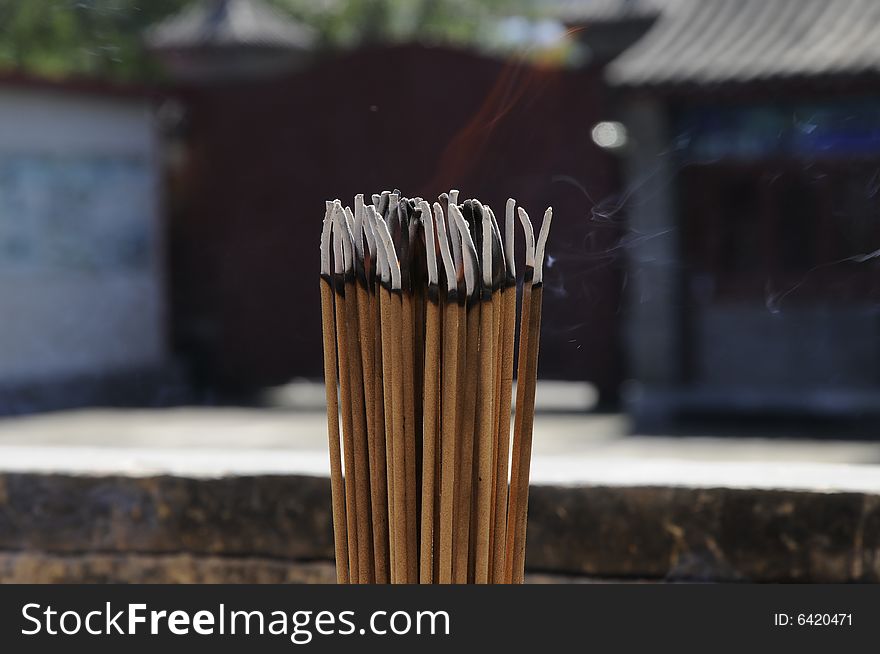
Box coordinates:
[319,189,551,584]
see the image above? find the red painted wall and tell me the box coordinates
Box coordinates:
[169,44,622,398]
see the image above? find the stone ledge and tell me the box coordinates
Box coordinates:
[0,552,337,584]
[526,485,880,582]
[0,472,877,583]
[0,552,625,584]
[0,473,335,560]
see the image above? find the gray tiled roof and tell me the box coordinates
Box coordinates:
[146,0,315,51]
[606,0,880,87]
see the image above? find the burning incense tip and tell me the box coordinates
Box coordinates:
[534,208,553,285]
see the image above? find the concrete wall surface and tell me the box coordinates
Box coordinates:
[0,85,165,386]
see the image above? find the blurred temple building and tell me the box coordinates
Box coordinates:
[0,75,169,413]
[555,0,686,66]
[8,0,880,425]
[595,0,880,426]
[144,0,316,82]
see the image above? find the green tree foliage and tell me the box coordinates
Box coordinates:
[276,0,537,47]
[0,0,538,81]
[0,0,193,80]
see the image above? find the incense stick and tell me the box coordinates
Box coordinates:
[474,202,495,584]
[319,207,348,584]
[491,199,517,583]
[331,203,360,582]
[353,199,385,583]
[449,196,470,583]
[374,219,398,583]
[482,204,507,581]
[505,206,552,584]
[363,203,390,583]
[400,204,419,584]
[435,200,458,584]
[450,202,479,583]
[503,206,534,584]
[341,206,374,584]
[419,200,440,584]
[485,207,503,576]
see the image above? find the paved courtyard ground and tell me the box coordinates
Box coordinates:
[0,381,878,492]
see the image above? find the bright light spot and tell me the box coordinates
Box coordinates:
[591,121,628,149]
[496,16,566,48]
[533,19,567,47]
